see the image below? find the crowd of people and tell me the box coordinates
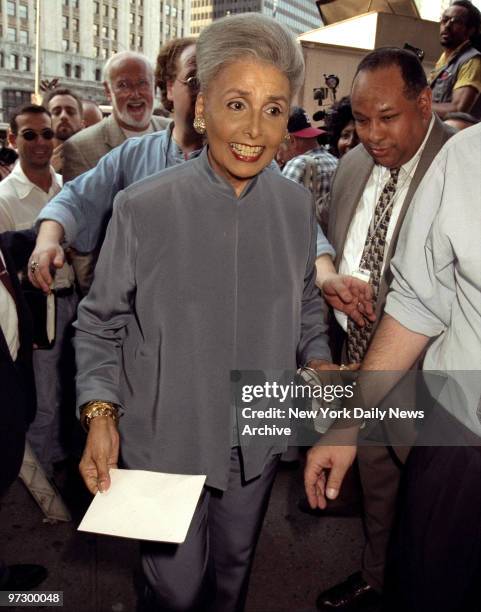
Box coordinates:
[0,1,481,611]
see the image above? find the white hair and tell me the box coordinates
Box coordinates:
[197,13,305,97]
[102,51,154,86]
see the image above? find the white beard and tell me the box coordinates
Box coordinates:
[111,96,151,130]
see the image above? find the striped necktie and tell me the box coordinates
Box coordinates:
[347,167,400,363]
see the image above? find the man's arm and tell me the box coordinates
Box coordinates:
[432,56,481,117]
[315,253,375,326]
[29,144,127,292]
[28,220,65,292]
[432,85,480,117]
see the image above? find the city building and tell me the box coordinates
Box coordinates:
[0,0,191,124]
[190,0,320,37]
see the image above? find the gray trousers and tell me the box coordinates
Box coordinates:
[27,292,78,474]
[140,448,279,612]
[358,445,409,591]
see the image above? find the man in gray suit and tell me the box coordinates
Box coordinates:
[63,50,169,182]
[306,48,455,612]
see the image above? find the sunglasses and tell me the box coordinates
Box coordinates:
[20,129,55,141]
[177,75,200,91]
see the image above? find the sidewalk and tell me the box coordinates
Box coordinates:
[1,462,363,612]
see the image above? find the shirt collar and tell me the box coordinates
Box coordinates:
[195,145,259,199]
[9,162,61,199]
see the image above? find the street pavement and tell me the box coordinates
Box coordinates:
[1,459,363,612]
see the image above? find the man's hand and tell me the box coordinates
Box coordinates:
[79,416,120,494]
[322,274,375,327]
[28,220,66,293]
[304,444,357,509]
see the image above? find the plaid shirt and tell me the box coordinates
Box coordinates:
[282,147,338,202]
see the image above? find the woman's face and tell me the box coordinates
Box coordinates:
[195,59,290,196]
[337,120,359,157]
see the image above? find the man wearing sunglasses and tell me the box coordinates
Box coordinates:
[0,104,77,478]
[430,0,481,118]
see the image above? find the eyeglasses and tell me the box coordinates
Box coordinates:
[440,15,467,26]
[176,75,200,91]
[19,129,55,141]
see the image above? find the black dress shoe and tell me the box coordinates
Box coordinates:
[316,572,382,611]
[297,496,361,518]
[1,565,48,591]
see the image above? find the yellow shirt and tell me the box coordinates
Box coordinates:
[432,43,481,92]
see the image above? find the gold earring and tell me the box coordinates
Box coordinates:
[283,132,291,143]
[193,116,206,135]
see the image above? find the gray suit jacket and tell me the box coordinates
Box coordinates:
[62,114,171,182]
[327,115,455,334]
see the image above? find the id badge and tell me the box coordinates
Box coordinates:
[352,268,371,284]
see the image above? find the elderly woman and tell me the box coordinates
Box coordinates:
[75,14,331,612]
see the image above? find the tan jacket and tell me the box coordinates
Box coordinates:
[62,114,171,182]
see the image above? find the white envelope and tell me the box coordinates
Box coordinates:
[78,469,206,543]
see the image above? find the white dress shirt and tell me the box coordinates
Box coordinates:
[0,162,74,288]
[335,115,435,331]
[0,248,19,361]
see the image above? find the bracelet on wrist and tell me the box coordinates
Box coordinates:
[80,400,120,432]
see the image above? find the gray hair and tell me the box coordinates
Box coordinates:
[196,13,305,97]
[102,51,154,85]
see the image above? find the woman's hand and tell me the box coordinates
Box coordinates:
[79,416,120,494]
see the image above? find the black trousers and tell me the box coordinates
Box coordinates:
[384,409,481,612]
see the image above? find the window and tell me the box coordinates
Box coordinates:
[19,4,28,19]
[101,47,108,59]
[93,23,100,36]
[73,0,79,7]
[73,18,79,31]
[62,38,70,51]
[7,1,16,16]
[65,63,72,77]
[21,56,30,72]
[112,28,117,41]
[10,54,18,70]
[94,1,100,13]
[102,3,108,16]
[138,15,143,26]
[63,16,69,29]
[165,4,170,15]
[95,68,101,81]
[3,89,33,120]
[0,53,4,69]
[102,25,108,37]
[19,30,28,44]
[7,27,17,42]
[130,33,135,46]
[165,23,170,35]
[172,6,177,17]
[74,64,82,78]
[62,0,69,5]
[129,12,135,24]
[112,7,117,18]
[137,35,143,47]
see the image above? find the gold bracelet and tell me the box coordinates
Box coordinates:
[80,400,119,432]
